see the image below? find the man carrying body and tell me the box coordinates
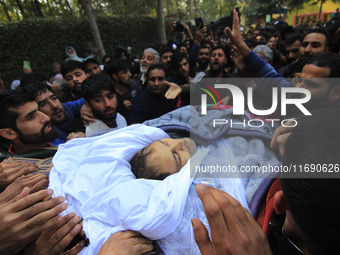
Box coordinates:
[0,90,58,154]
[128,64,180,124]
[278,29,330,77]
[278,33,303,77]
[129,100,340,255]
[160,47,174,71]
[195,46,233,79]
[195,45,211,74]
[105,59,141,110]
[284,33,303,63]
[81,74,127,137]
[84,58,102,77]
[192,103,340,255]
[300,28,330,58]
[139,48,160,85]
[59,60,88,102]
[168,52,191,86]
[225,10,340,115]
[20,82,85,145]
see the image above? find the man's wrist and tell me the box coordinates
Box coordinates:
[237,41,251,57]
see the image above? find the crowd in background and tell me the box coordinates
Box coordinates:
[0,8,340,255]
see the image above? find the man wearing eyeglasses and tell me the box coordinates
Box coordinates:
[128,64,180,124]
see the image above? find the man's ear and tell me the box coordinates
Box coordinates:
[0,128,17,141]
[112,73,118,81]
[329,86,340,102]
[325,46,330,53]
[274,190,288,215]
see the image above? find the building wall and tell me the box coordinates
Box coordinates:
[287,1,339,25]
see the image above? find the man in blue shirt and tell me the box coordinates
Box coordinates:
[20,82,85,145]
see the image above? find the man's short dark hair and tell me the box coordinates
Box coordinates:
[160,46,174,57]
[244,38,258,49]
[102,55,112,64]
[171,52,188,71]
[303,27,331,48]
[308,52,340,78]
[81,74,116,101]
[256,31,269,42]
[19,81,53,101]
[199,45,211,52]
[105,59,130,78]
[20,72,47,87]
[114,47,128,59]
[84,58,100,68]
[281,103,340,255]
[285,33,303,46]
[210,45,232,69]
[61,60,85,78]
[211,45,227,57]
[146,64,168,81]
[130,145,171,180]
[0,90,32,130]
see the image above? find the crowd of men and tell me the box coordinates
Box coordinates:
[0,8,340,254]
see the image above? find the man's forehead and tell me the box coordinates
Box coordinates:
[286,40,301,49]
[10,101,38,115]
[200,48,210,53]
[162,52,173,56]
[66,68,85,76]
[149,69,165,77]
[144,52,155,58]
[86,62,98,67]
[118,68,130,73]
[303,33,326,43]
[212,49,225,55]
[92,89,115,97]
[36,90,54,101]
[302,64,331,78]
[180,58,188,64]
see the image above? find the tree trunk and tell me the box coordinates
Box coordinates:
[64,0,73,16]
[34,0,44,17]
[318,0,324,20]
[166,0,170,16]
[176,0,179,19]
[15,9,20,20]
[157,0,167,45]
[186,0,191,19]
[14,0,28,19]
[0,0,12,21]
[79,0,106,58]
[110,0,116,15]
[193,0,197,18]
[46,0,53,16]
[30,0,38,17]
[219,0,222,19]
[78,0,85,17]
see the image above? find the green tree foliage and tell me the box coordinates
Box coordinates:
[246,0,340,22]
[0,0,238,23]
[0,16,160,86]
[310,0,340,18]
[245,0,286,18]
[0,0,241,85]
